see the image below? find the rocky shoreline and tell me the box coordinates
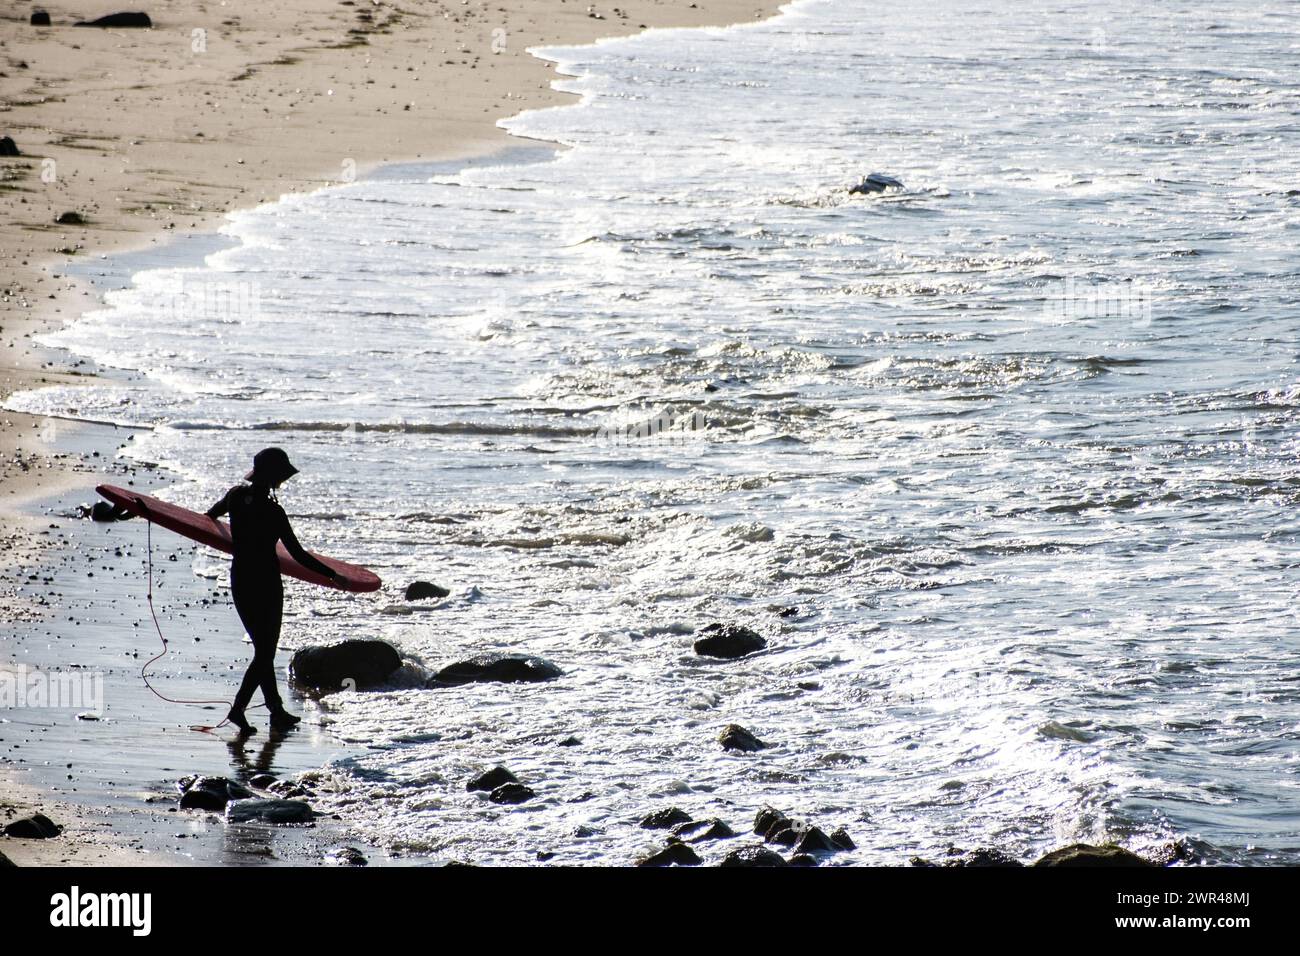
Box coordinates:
[4,455,1219,867]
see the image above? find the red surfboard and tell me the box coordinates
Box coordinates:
[96,484,381,593]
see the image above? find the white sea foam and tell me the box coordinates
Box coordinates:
[8,0,1300,864]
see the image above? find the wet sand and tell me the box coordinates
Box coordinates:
[0,0,783,866]
[0,416,394,866]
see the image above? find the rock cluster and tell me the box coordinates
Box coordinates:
[431,654,562,686]
[909,842,1160,868]
[175,773,319,826]
[467,765,536,804]
[635,806,852,867]
[176,775,252,811]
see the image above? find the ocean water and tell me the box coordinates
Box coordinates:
[10,0,1300,864]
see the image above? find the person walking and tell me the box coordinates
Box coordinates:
[206,447,338,734]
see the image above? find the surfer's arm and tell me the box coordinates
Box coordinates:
[205,490,231,520]
[278,509,339,580]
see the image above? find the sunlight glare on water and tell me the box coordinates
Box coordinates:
[9,0,1300,863]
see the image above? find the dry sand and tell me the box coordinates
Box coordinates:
[0,0,782,865]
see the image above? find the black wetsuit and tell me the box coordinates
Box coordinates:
[206,484,334,713]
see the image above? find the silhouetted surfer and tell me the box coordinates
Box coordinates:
[206,448,339,734]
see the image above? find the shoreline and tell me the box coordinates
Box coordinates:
[0,0,787,867]
[2,0,784,506]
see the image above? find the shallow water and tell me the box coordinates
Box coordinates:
[8,0,1300,864]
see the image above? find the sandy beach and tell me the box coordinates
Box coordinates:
[2,0,779,502]
[1,0,781,867]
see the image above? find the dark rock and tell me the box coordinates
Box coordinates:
[769,826,802,847]
[467,766,518,793]
[289,640,402,693]
[0,849,15,866]
[3,814,61,839]
[640,807,692,830]
[177,775,253,811]
[672,818,736,842]
[794,826,837,854]
[225,798,317,825]
[946,847,1025,868]
[753,806,788,835]
[1148,838,1201,867]
[719,845,789,867]
[637,841,701,867]
[557,735,581,747]
[267,779,310,798]
[536,851,555,862]
[55,211,85,225]
[0,136,18,157]
[719,723,768,752]
[849,172,904,195]
[1033,843,1155,868]
[31,11,52,26]
[693,622,766,659]
[90,501,131,522]
[829,827,856,851]
[405,580,450,601]
[74,12,153,28]
[488,783,535,804]
[789,853,818,867]
[248,773,277,789]
[325,846,368,866]
[431,654,562,686]
[761,817,795,841]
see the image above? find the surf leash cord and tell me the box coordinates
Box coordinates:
[139,503,253,732]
